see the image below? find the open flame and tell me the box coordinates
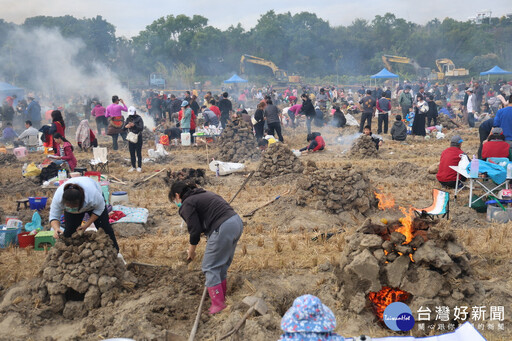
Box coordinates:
[374,192,395,210]
[368,286,411,321]
[396,206,415,244]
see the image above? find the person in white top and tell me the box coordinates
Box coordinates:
[466,88,476,128]
[17,120,39,146]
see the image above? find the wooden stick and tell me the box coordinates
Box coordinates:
[228,171,255,204]
[188,286,208,341]
[134,167,167,186]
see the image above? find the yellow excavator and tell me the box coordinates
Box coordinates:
[381,55,431,78]
[433,59,469,79]
[240,55,300,84]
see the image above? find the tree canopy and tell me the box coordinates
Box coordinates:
[0,11,511,86]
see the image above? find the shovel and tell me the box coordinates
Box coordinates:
[219,296,268,340]
[243,195,281,217]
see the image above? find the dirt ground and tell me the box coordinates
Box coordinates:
[0,120,511,341]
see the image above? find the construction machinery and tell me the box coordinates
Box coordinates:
[381,55,431,78]
[240,55,300,84]
[433,59,469,79]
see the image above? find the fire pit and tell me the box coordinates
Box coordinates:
[336,192,484,331]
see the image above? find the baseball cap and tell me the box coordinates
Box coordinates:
[467,88,474,92]
[181,100,189,107]
[450,135,463,144]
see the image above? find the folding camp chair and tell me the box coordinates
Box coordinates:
[26,135,39,152]
[414,189,449,220]
[90,147,109,174]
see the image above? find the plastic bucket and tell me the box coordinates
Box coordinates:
[13,147,28,160]
[18,232,35,248]
[111,191,129,205]
[181,133,191,146]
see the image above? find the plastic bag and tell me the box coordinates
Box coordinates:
[209,160,245,176]
[25,211,42,232]
[24,162,41,177]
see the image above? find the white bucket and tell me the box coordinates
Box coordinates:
[181,133,191,146]
[111,191,129,205]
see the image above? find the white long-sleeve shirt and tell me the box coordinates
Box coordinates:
[467,94,475,113]
[17,126,38,144]
[49,177,105,222]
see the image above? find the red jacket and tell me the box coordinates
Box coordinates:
[311,136,325,151]
[210,105,221,119]
[437,147,463,182]
[178,109,197,130]
[481,140,510,160]
[57,141,77,171]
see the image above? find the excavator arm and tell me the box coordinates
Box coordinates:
[240,54,291,83]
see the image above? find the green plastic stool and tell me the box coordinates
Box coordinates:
[34,231,56,251]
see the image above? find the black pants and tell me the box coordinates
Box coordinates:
[64,207,119,251]
[220,114,229,129]
[111,132,127,151]
[427,116,437,127]
[129,135,142,168]
[439,179,465,189]
[359,112,373,133]
[300,140,323,152]
[468,112,475,128]
[96,116,108,135]
[267,122,284,142]
[254,122,264,140]
[377,113,388,134]
[287,110,296,127]
[401,106,411,117]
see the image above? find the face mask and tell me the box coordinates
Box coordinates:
[175,202,182,208]
[65,206,79,213]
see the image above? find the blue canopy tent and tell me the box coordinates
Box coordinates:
[0,82,25,106]
[224,74,248,83]
[370,68,399,88]
[480,65,512,80]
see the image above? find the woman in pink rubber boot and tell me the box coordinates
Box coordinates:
[169,181,243,314]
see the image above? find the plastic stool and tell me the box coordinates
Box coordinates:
[34,231,56,251]
[16,198,30,211]
[74,167,87,176]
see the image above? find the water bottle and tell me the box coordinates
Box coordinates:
[469,156,479,178]
[507,163,512,179]
[22,163,28,176]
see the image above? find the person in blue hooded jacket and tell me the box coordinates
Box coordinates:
[25,96,41,129]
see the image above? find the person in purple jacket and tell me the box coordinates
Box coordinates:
[105,95,128,150]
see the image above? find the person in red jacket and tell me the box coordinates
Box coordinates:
[300,132,325,152]
[52,133,77,171]
[436,135,466,188]
[481,127,511,160]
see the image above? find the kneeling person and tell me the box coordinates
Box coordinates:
[300,132,325,152]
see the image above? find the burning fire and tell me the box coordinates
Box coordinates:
[396,206,415,244]
[369,286,411,321]
[374,192,395,210]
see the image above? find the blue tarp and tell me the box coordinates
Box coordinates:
[480,65,512,76]
[371,68,399,79]
[0,82,25,105]
[224,74,248,83]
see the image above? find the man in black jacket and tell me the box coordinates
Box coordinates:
[218,92,232,128]
[359,90,376,133]
[300,93,315,134]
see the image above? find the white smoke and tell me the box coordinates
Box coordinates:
[1,27,132,103]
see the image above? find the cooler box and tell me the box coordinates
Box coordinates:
[486,204,512,223]
[28,197,48,210]
[34,231,56,251]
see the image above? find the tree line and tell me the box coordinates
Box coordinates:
[0,11,511,87]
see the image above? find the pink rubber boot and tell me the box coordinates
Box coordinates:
[207,284,226,314]
[221,279,227,295]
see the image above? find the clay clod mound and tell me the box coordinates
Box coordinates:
[165,168,207,186]
[438,114,459,130]
[255,143,304,178]
[0,153,20,165]
[296,163,376,215]
[350,135,379,158]
[337,222,483,333]
[216,118,260,162]
[38,229,135,318]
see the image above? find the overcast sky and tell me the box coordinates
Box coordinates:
[2,0,511,38]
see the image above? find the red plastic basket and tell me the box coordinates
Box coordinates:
[18,232,35,248]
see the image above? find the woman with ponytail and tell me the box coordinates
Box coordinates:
[169,181,243,314]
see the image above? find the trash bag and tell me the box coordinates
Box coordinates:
[471,195,487,213]
[209,160,245,176]
[39,162,60,184]
[24,163,41,177]
[25,211,42,232]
